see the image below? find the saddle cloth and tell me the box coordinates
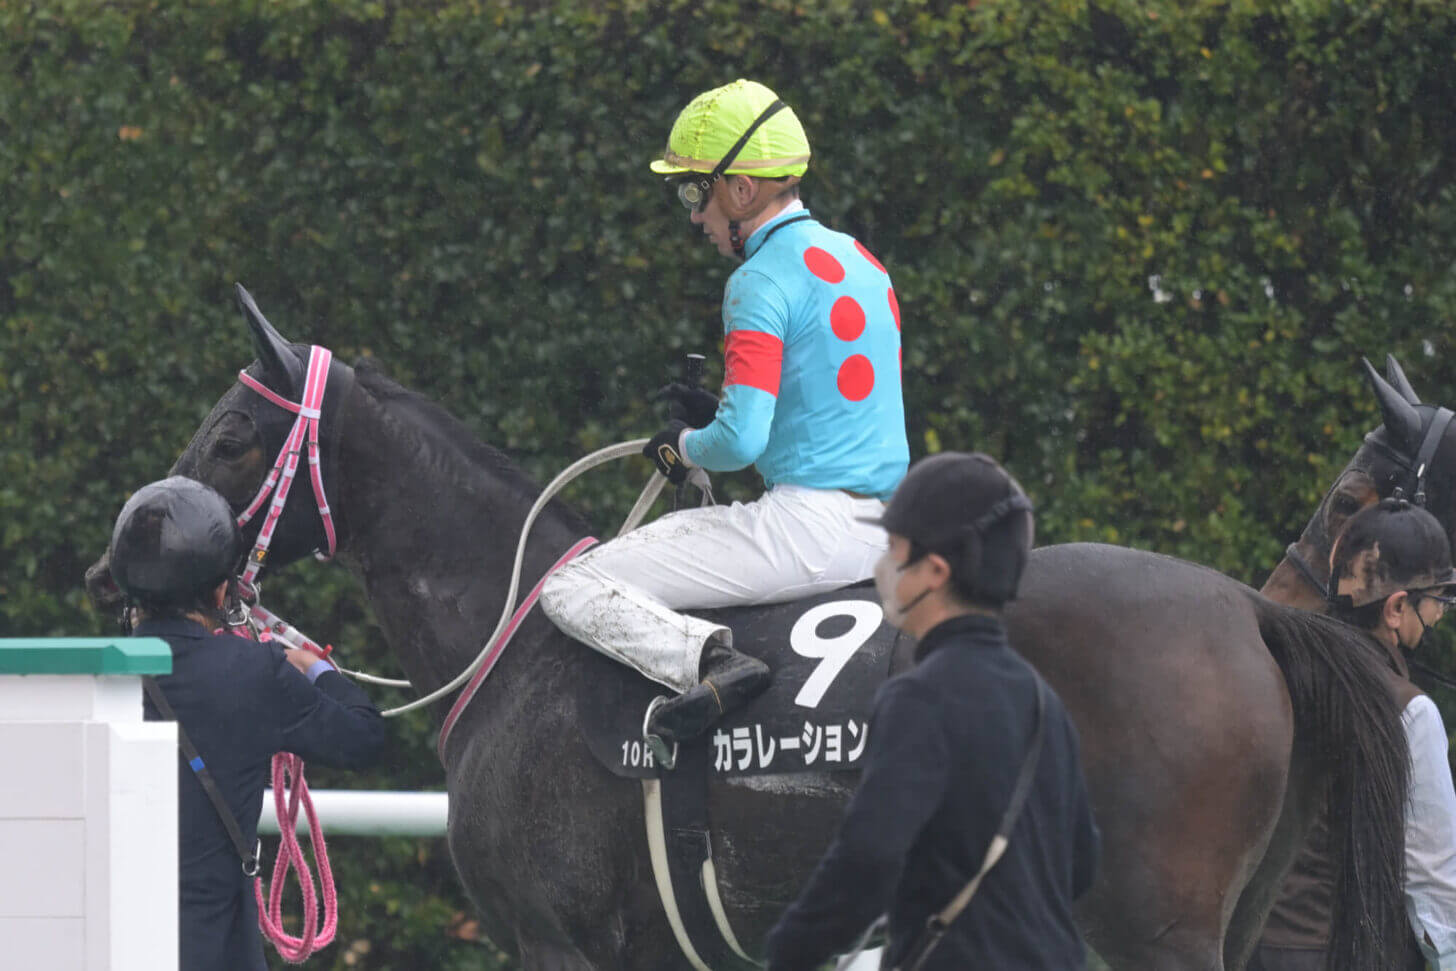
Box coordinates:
[577,582,902,779]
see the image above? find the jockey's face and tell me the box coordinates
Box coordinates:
[688,173,741,259]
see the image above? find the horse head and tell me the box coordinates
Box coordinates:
[85,285,356,611]
[1268,354,1456,608]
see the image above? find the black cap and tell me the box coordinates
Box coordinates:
[1331,498,1456,608]
[110,476,244,604]
[864,451,1034,604]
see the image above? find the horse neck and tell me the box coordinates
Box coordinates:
[328,379,590,696]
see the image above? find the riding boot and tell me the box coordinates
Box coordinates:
[644,641,770,768]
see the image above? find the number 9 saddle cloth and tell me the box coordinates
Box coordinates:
[577,581,905,780]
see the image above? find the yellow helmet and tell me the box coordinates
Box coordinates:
[649,79,810,180]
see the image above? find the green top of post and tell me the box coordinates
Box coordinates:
[0,638,172,675]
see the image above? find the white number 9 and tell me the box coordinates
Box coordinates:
[789,600,883,709]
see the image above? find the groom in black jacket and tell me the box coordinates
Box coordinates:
[110,476,387,971]
[765,452,1100,971]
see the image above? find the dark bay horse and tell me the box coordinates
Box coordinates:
[88,291,1442,970]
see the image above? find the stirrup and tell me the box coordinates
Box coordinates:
[642,696,679,771]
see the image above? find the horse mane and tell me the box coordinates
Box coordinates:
[351,357,591,534]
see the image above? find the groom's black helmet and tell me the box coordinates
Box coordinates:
[110,476,243,606]
[865,451,1034,605]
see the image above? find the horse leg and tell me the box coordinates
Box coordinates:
[445,698,696,971]
[1062,619,1292,971]
[1222,751,1317,970]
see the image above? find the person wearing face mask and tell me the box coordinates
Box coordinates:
[764,452,1099,971]
[1255,498,1456,971]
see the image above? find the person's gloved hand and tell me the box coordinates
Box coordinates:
[652,382,719,428]
[644,420,691,485]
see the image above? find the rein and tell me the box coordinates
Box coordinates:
[230,344,685,720]
[1282,543,1330,600]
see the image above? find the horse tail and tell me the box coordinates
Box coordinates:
[1250,595,1409,971]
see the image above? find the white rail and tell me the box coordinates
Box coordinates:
[257,789,447,837]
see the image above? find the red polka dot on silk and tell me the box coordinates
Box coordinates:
[830,296,866,342]
[855,240,887,275]
[888,287,900,330]
[837,355,875,401]
[804,247,845,284]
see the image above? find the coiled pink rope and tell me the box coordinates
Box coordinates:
[255,753,336,962]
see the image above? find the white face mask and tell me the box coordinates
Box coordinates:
[874,548,932,629]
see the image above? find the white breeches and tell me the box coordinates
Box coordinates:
[540,485,888,692]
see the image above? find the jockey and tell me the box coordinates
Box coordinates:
[540,78,908,765]
[1256,498,1456,971]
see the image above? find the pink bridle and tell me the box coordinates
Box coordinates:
[231,345,342,961]
[235,345,338,586]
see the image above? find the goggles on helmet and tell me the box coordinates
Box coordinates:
[669,99,789,214]
[676,177,713,213]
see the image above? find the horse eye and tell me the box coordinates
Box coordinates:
[213,437,249,460]
[1330,493,1360,518]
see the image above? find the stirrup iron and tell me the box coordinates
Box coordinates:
[643,695,679,771]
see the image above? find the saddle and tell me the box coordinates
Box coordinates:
[574,582,904,971]
[577,582,902,780]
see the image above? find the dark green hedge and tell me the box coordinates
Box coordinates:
[4,1,1456,967]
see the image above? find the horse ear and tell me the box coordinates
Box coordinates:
[1384,354,1420,405]
[1363,356,1422,453]
[235,283,304,393]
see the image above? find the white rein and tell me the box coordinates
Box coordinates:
[361,438,669,717]
[234,340,712,718]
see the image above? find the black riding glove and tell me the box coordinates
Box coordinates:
[651,383,719,429]
[644,420,691,485]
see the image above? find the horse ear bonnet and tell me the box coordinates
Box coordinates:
[1363,356,1423,455]
[1329,498,1456,608]
[110,476,244,604]
[868,451,1034,605]
[237,282,306,394]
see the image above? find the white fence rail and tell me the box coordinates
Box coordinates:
[257,789,447,837]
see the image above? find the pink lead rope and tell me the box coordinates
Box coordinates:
[255,753,336,962]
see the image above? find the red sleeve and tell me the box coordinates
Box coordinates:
[723,329,784,397]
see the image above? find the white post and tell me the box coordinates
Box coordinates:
[0,639,177,971]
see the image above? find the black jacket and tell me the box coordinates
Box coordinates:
[765,614,1099,971]
[135,618,387,971]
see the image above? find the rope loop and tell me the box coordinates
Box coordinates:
[255,753,336,962]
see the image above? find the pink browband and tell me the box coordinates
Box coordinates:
[437,536,598,763]
[236,346,338,584]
